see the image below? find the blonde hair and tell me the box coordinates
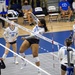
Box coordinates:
[10,21,15,26]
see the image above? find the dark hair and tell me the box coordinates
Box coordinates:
[23,0,29,5]
[39,19,48,32]
[65,38,72,47]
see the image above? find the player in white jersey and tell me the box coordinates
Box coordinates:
[58,38,75,75]
[19,19,48,75]
[73,19,75,46]
[2,21,19,64]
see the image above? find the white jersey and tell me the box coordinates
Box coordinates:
[31,25,45,38]
[58,46,75,65]
[72,2,75,10]
[73,24,75,33]
[3,26,18,42]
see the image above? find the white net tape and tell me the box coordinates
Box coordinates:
[0,14,63,75]
[0,43,51,75]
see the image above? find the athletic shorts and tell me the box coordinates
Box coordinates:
[61,63,74,71]
[8,41,16,45]
[26,38,39,45]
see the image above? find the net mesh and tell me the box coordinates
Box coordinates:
[0,15,63,75]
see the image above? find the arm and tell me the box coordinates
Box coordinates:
[59,2,63,12]
[58,48,63,61]
[60,6,63,12]
[21,35,35,40]
[67,2,71,11]
[68,6,71,11]
[28,5,33,12]
[3,29,9,43]
[22,6,26,14]
[29,8,32,12]
[13,27,19,41]
[21,29,44,40]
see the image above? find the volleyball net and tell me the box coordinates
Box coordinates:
[0,13,65,75]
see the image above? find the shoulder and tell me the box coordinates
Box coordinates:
[15,27,18,30]
[73,2,75,4]
[66,1,70,5]
[69,47,75,51]
[59,46,66,51]
[59,1,63,6]
[5,27,10,31]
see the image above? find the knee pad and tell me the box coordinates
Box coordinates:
[2,54,7,60]
[34,57,40,63]
[19,53,25,57]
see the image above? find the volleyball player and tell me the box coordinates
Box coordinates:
[19,19,48,75]
[2,21,19,64]
[73,19,75,46]
[58,38,75,75]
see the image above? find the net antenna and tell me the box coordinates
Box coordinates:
[0,43,51,75]
[51,26,55,68]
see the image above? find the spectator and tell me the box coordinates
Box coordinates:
[59,0,73,21]
[10,1,23,17]
[73,19,75,46]
[22,0,34,26]
[58,38,75,75]
[2,21,19,65]
[0,0,9,28]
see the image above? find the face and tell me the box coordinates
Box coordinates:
[9,21,15,29]
[10,24,15,29]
